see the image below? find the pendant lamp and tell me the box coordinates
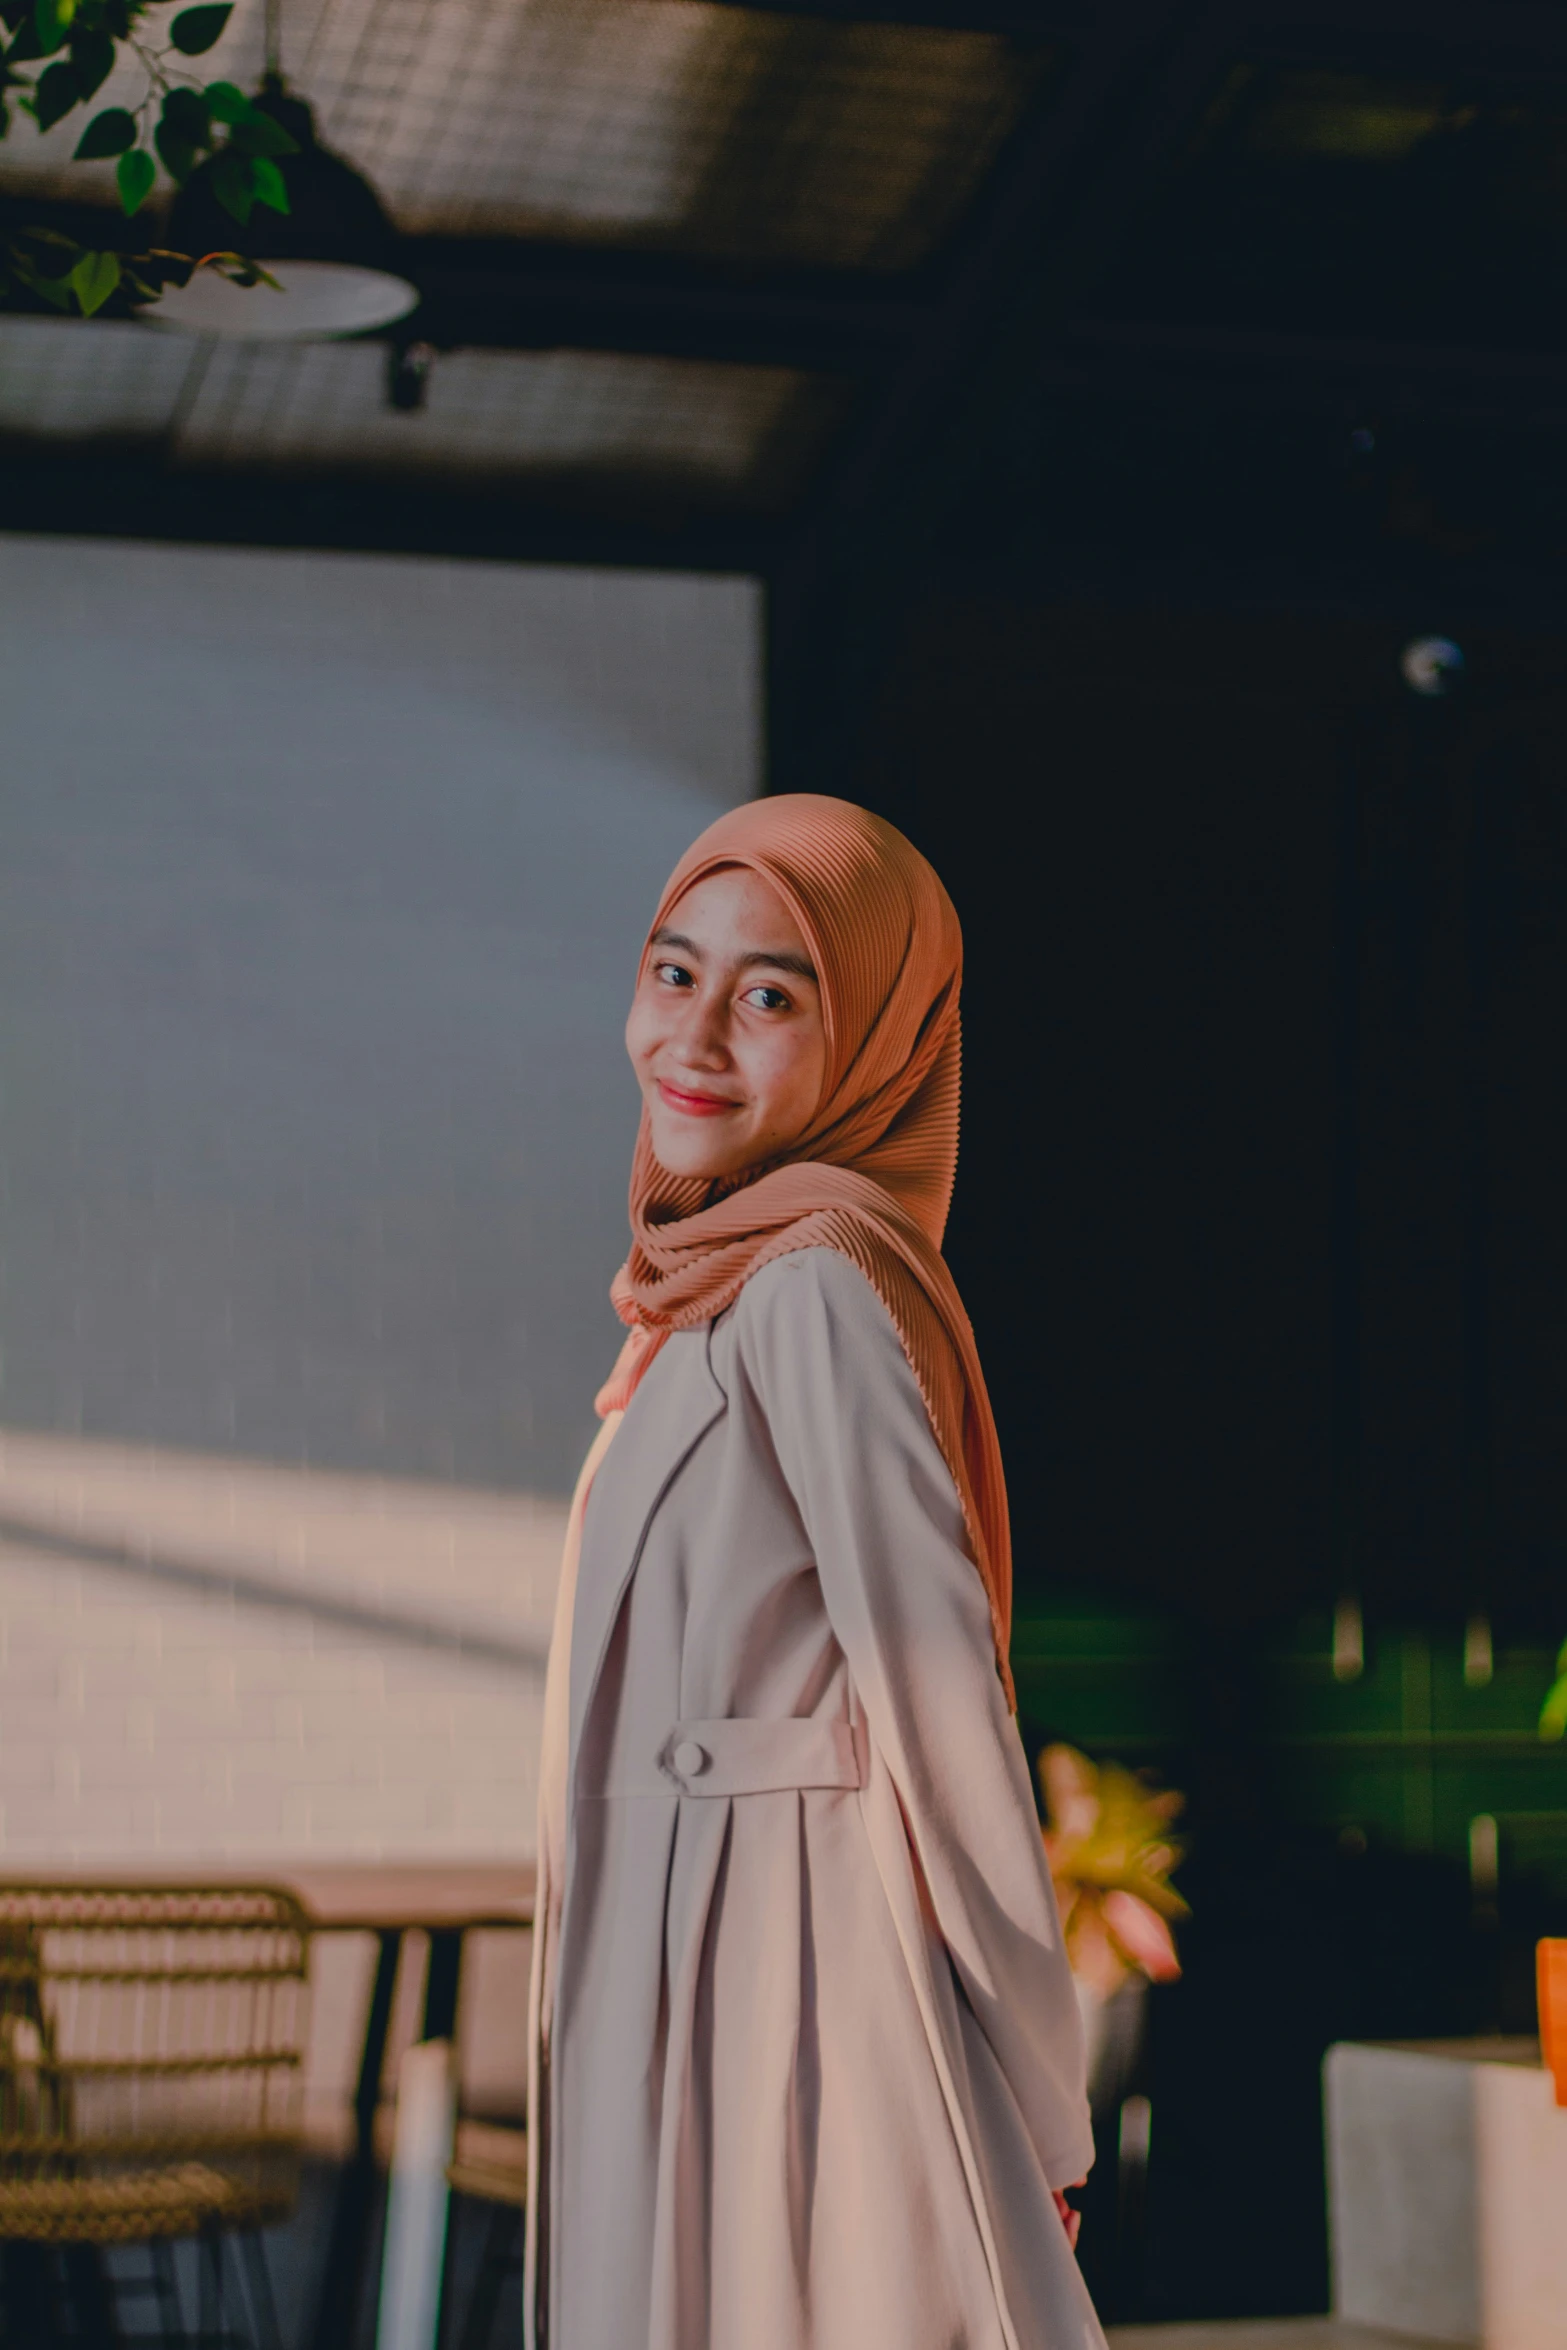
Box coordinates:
[149,1,417,339]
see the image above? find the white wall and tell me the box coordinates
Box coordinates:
[0,532,759,1861]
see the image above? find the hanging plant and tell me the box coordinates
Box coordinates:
[0,0,292,314]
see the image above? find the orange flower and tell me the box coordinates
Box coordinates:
[1039,1744,1189,1997]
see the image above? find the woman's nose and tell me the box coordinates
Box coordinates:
[674,989,729,1066]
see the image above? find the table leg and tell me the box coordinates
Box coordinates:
[416,1928,465,2350]
[1,2244,57,2346]
[309,1926,402,2350]
[422,1927,464,2043]
[62,2246,120,2348]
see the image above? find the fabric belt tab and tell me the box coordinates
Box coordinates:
[655,1716,865,1798]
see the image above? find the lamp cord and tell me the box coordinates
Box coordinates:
[263,0,282,79]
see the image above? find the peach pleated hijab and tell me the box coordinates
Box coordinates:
[598,792,1015,1704]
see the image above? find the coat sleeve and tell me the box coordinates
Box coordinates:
[732,1246,1095,2192]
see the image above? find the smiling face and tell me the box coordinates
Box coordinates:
[625,864,828,1184]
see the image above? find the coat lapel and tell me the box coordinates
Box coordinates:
[568,1325,725,1779]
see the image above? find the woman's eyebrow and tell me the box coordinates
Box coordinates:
[739,948,818,983]
[650,928,817,984]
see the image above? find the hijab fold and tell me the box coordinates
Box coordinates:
[599,794,1015,1706]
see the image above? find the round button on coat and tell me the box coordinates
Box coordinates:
[672,1740,708,1778]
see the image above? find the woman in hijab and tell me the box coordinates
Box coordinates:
[526,795,1103,2350]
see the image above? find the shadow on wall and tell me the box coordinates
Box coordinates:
[0,1424,567,1863]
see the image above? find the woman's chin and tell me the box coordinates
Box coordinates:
[649,1123,749,1185]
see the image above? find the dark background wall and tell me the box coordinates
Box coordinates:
[849,597,1567,1640]
[811,586,1567,2319]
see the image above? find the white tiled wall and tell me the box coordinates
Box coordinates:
[0,533,758,1869]
[0,1428,566,1861]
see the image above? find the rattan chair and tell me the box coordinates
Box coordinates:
[0,1885,310,2347]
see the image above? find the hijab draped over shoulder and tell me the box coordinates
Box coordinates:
[599,792,1015,1704]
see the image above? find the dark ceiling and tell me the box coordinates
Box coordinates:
[4,0,1567,600]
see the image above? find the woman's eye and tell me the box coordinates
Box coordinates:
[744,985,791,1012]
[654,961,695,989]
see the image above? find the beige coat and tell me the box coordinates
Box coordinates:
[526,1247,1104,2350]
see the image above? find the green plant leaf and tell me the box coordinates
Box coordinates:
[249,151,286,211]
[154,120,198,182]
[206,250,279,287]
[66,21,110,94]
[168,0,228,53]
[228,107,295,157]
[155,84,209,180]
[30,267,76,307]
[115,142,153,212]
[72,99,132,154]
[32,53,76,125]
[1542,1642,1567,1742]
[69,243,119,313]
[32,0,73,52]
[203,76,249,124]
[14,222,76,256]
[211,143,251,223]
[144,244,197,288]
[8,229,80,307]
[160,82,209,138]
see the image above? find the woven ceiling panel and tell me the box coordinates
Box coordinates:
[0,0,1042,270]
[0,317,843,505]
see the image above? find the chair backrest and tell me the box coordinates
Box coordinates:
[0,1887,310,2193]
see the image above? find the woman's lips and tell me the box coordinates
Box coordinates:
[658,1078,739,1119]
